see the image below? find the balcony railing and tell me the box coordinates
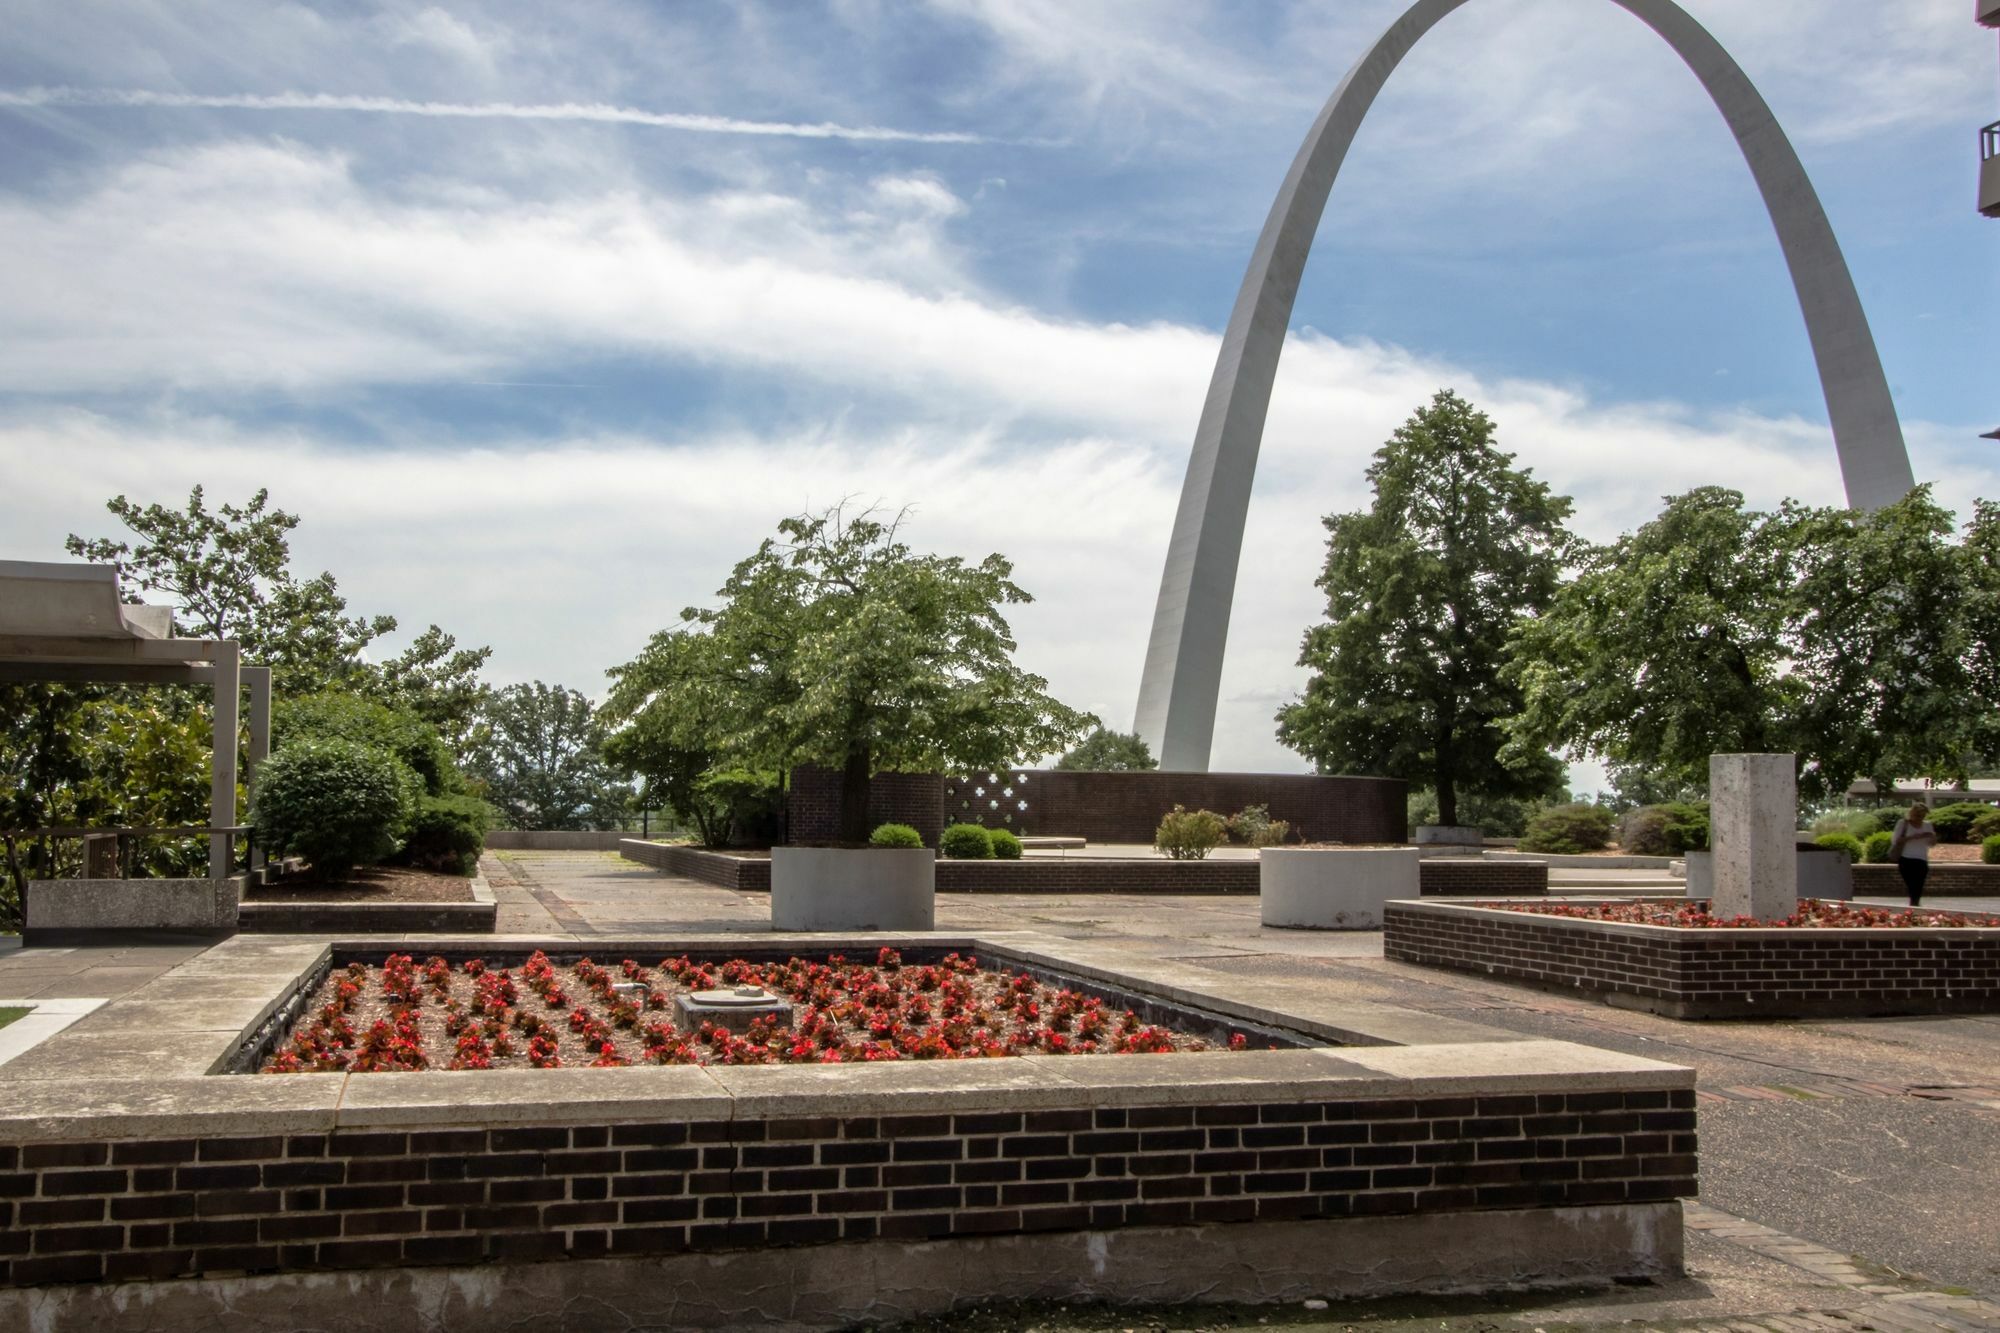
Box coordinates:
[1986,122,2000,161]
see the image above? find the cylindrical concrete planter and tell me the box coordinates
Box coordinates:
[1684,848,1853,903]
[1260,848,1420,930]
[770,848,936,931]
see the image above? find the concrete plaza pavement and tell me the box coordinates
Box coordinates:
[2,848,1995,1331]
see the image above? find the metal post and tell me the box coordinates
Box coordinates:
[210,642,240,881]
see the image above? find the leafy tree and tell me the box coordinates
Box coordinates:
[1276,390,1576,827]
[471,682,630,831]
[1054,729,1158,772]
[252,738,418,880]
[1507,487,1795,794]
[367,626,493,756]
[1510,485,1982,803]
[605,505,1094,843]
[274,692,461,797]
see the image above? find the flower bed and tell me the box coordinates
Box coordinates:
[1492,900,2000,929]
[1383,899,2000,1019]
[261,946,1240,1073]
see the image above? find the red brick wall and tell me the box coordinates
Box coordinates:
[944,770,1405,846]
[788,768,946,847]
[1418,861,1548,897]
[0,1090,1695,1287]
[620,842,770,891]
[1383,901,2000,1019]
[1852,863,2000,898]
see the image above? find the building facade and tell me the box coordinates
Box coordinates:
[1983,0,2000,217]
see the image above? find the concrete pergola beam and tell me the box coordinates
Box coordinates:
[1135,0,1918,773]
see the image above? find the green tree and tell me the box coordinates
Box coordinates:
[1276,390,1576,827]
[1507,487,1795,794]
[1054,729,1157,772]
[605,505,1094,843]
[1510,485,1981,802]
[367,626,493,756]
[471,682,630,831]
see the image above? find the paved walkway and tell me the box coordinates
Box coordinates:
[3,850,1996,1329]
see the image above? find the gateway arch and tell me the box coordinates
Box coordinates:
[1135,0,1916,772]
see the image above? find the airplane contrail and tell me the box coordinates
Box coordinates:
[0,87,989,145]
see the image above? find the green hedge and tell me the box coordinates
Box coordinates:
[1862,831,1894,863]
[868,823,923,849]
[1519,803,1615,855]
[988,828,1023,860]
[399,794,491,875]
[1813,831,1865,861]
[253,737,418,880]
[1929,802,1995,844]
[1984,835,2000,866]
[940,824,995,859]
[1155,806,1227,861]
[1617,802,1709,856]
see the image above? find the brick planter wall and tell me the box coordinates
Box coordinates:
[944,770,1405,846]
[619,842,770,891]
[1852,862,2000,898]
[1417,860,1548,897]
[1383,900,2000,1019]
[237,902,497,934]
[0,1089,1693,1291]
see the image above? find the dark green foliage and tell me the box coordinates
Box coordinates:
[1927,802,1994,844]
[1154,806,1227,861]
[1984,834,2000,866]
[940,823,996,859]
[1973,809,2000,842]
[988,828,1023,860]
[868,823,924,849]
[275,692,458,796]
[253,738,417,879]
[1518,803,1615,855]
[1277,391,1577,828]
[1225,805,1290,847]
[604,505,1092,844]
[1617,802,1710,856]
[1406,789,1543,838]
[1054,729,1157,772]
[1814,832,1865,861]
[472,683,630,832]
[399,794,491,875]
[1863,831,1894,863]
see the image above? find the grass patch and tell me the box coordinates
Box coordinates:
[0,1006,30,1031]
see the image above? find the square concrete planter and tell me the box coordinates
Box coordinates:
[1260,847,1419,930]
[770,847,936,930]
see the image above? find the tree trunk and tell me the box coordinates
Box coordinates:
[838,747,872,846]
[1435,729,1458,828]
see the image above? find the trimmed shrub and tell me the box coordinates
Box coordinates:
[1862,831,1894,863]
[1929,802,1994,844]
[1155,806,1227,861]
[1813,832,1865,862]
[399,794,491,875]
[939,824,996,859]
[1617,802,1710,856]
[254,738,418,880]
[1984,834,2000,866]
[1518,803,1616,855]
[988,828,1023,860]
[1974,809,2000,843]
[1850,809,1901,838]
[1225,804,1291,847]
[868,823,924,849]
[274,692,459,796]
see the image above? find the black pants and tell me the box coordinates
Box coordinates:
[1896,856,1929,906]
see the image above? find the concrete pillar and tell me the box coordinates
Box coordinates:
[243,666,272,871]
[1708,753,1796,920]
[209,642,240,882]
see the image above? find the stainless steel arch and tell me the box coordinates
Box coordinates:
[1135,0,1915,772]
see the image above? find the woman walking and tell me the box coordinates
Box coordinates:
[1889,803,1936,907]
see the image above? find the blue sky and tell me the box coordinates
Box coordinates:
[2,0,1995,777]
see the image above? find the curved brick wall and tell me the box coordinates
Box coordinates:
[945,770,1406,846]
[788,767,947,846]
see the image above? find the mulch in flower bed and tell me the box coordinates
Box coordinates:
[1489,900,2000,929]
[244,865,474,904]
[261,947,1249,1073]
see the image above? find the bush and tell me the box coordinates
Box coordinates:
[1862,831,1894,863]
[1406,790,1538,838]
[1929,802,1994,844]
[398,794,491,875]
[939,824,995,859]
[1851,809,1901,838]
[1518,803,1616,855]
[1225,804,1291,847]
[1984,834,2000,866]
[988,828,1023,860]
[274,692,459,796]
[1974,809,2000,843]
[1617,802,1710,856]
[254,738,418,879]
[1814,832,1865,862]
[1155,806,1227,861]
[868,823,924,849]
